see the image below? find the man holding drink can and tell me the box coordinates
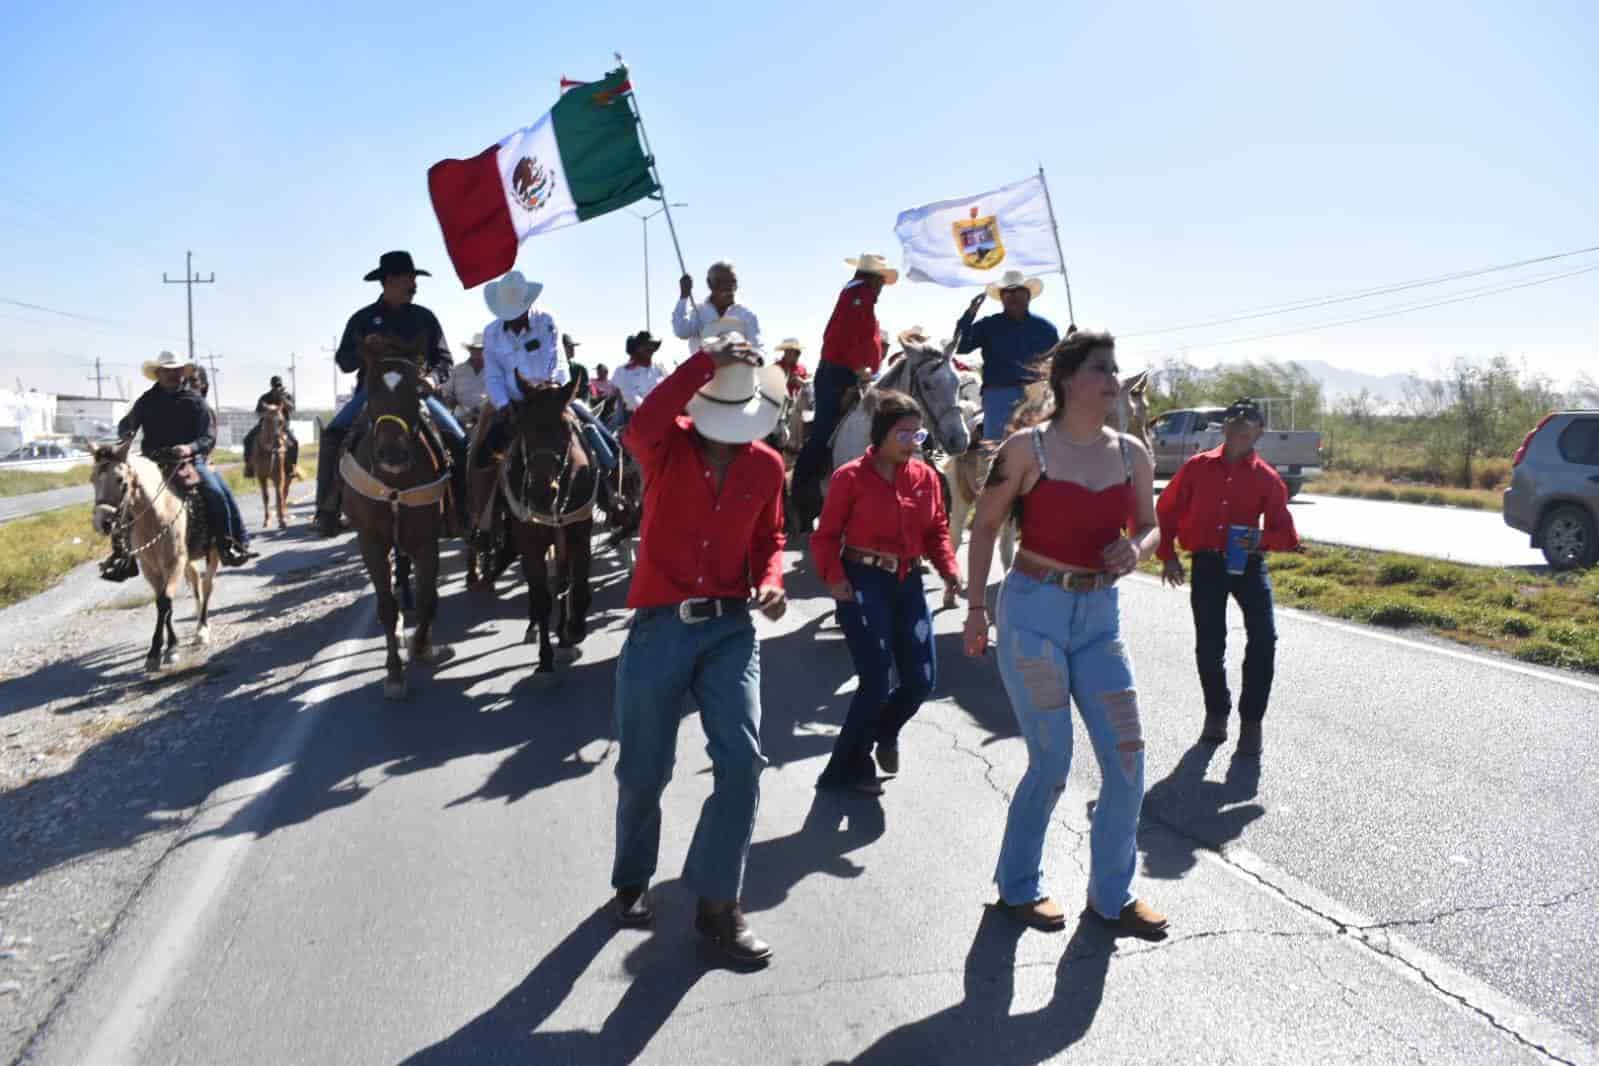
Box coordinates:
[1156,399,1300,755]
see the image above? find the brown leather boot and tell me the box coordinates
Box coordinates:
[1102,899,1169,939]
[695,900,771,965]
[613,885,653,927]
[997,896,1068,931]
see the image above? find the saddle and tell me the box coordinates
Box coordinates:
[155,457,212,558]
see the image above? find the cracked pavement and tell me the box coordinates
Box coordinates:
[18,539,1599,1064]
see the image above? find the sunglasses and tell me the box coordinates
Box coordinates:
[893,427,929,445]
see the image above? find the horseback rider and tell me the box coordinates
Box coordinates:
[315,251,470,537]
[672,260,761,356]
[790,253,896,532]
[471,272,621,546]
[101,351,252,578]
[439,331,490,432]
[609,331,667,428]
[954,271,1059,443]
[241,375,300,479]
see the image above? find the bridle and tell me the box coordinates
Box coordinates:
[338,361,452,535]
[893,351,967,457]
[501,422,597,528]
[95,453,182,554]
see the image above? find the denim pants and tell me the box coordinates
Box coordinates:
[1190,551,1278,722]
[820,562,938,785]
[193,460,245,544]
[569,398,618,472]
[612,606,767,902]
[793,361,857,486]
[981,385,1026,443]
[329,385,466,446]
[994,572,1144,919]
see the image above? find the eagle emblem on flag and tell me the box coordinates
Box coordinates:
[511,156,556,212]
[952,208,1005,270]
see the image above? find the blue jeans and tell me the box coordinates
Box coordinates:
[793,361,858,486]
[330,385,466,445]
[1190,551,1278,722]
[820,562,937,785]
[981,385,1026,442]
[569,399,617,472]
[612,606,766,901]
[994,572,1144,918]
[193,459,246,545]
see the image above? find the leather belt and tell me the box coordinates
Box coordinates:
[842,545,912,573]
[677,597,749,624]
[1012,556,1119,591]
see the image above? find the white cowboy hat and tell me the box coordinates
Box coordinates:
[464,330,485,350]
[483,271,542,321]
[844,253,899,285]
[775,337,804,353]
[142,350,195,381]
[897,326,933,347]
[687,329,788,445]
[985,270,1043,300]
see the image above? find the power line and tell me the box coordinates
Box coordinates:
[162,250,215,367]
[1122,242,1599,339]
[0,296,121,325]
[1135,262,1599,355]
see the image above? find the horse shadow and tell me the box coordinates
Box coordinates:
[1140,741,1264,880]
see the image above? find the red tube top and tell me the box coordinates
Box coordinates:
[1018,477,1135,570]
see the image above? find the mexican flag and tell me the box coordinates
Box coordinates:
[428,67,660,288]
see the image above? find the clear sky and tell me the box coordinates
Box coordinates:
[3,0,1596,408]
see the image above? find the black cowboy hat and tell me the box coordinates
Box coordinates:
[626,330,662,355]
[270,375,283,387]
[363,250,432,282]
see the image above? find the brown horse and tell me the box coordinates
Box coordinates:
[90,442,220,671]
[500,373,595,673]
[252,403,291,529]
[340,335,454,699]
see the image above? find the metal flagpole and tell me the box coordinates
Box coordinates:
[1036,165,1076,327]
[616,53,688,280]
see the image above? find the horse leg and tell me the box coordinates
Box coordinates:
[187,559,211,646]
[524,534,555,673]
[562,523,593,651]
[259,473,270,530]
[359,534,406,700]
[277,459,288,527]
[196,548,218,642]
[161,571,182,665]
[407,535,452,667]
[395,551,415,615]
[146,594,170,671]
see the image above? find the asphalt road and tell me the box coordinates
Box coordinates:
[22,516,1597,1065]
[1290,491,1545,568]
[0,486,90,524]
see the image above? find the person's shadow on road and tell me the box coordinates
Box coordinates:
[833,905,1114,1065]
[1141,741,1264,880]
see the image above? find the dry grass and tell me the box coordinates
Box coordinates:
[0,465,91,498]
[1147,543,1599,673]
[0,504,102,609]
[1308,472,1503,511]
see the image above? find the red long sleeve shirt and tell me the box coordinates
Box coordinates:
[810,452,960,587]
[1156,445,1300,562]
[819,280,883,375]
[620,351,787,608]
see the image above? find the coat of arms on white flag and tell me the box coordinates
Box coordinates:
[893,174,1063,287]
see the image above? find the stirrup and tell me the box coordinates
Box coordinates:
[99,553,139,582]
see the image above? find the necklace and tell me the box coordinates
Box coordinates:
[1051,425,1104,447]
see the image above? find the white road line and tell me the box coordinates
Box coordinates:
[1123,573,1599,696]
[73,599,379,1065]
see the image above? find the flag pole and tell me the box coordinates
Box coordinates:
[1037,165,1076,327]
[616,53,688,280]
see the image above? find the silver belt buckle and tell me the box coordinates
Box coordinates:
[678,598,715,624]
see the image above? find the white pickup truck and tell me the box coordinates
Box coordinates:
[1148,406,1323,497]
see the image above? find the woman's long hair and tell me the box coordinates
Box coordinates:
[986,328,1116,496]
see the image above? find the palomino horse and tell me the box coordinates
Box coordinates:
[340,335,454,699]
[90,441,220,671]
[499,374,596,673]
[252,402,292,529]
[941,369,1152,585]
[828,336,972,479]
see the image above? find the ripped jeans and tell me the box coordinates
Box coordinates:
[819,561,937,786]
[994,571,1144,919]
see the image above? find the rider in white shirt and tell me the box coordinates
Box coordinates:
[672,260,760,357]
[611,331,668,415]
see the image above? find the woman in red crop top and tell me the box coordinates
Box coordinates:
[961,329,1169,938]
[811,390,962,793]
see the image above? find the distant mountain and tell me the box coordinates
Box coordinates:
[1286,359,1413,406]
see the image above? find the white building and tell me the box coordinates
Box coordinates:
[54,394,130,441]
[0,388,60,453]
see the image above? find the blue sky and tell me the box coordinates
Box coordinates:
[2,0,1596,407]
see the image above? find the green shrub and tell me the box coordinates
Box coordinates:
[1513,641,1578,668]
[1361,599,1459,629]
[1376,561,1421,585]
[1498,614,1538,637]
[1542,623,1585,647]
[1423,567,1460,590]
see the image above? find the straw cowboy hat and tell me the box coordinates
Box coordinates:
[897,326,934,347]
[985,270,1043,300]
[687,318,787,444]
[484,271,543,321]
[774,338,804,354]
[844,253,899,285]
[464,331,485,350]
[142,350,195,381]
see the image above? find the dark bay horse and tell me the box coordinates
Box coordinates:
[500,374,595,674]
[340,335,454,699]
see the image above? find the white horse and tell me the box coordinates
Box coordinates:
[828,337,972,476]
[90,442,220,671]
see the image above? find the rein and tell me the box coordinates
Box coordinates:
[100,457,185,555]
[501,425,596,528]
[339,404,451,540]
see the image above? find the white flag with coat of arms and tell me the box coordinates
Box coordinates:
[893,174,1063,287]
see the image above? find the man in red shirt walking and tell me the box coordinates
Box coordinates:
[791,253,896,530]
[1157,399,1300,756]
[611,318,789,967]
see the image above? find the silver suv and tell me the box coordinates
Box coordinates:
[1503,411,1599,570]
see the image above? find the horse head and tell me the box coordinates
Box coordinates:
[90,440,135,536]
[361,335,427,475]
[901,338,971,457]
[1118,370,1151,451]
[509,372,588,517]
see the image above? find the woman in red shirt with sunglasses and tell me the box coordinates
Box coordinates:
[810,390,963,794]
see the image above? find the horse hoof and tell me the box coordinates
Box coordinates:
[554,646,581,664]
[523,626,538,645]
[383,678,408,701]
[144,656,162,673]
[414,644,456,667]
[192,627,211,647]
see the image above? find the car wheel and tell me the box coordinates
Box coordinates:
[1538,504,1598,571]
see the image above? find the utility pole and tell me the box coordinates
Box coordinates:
[288,351,298,402]
[323,335,340,407]
[162,250,216,368]
[203,351,223,415]
[87,356,112,398]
